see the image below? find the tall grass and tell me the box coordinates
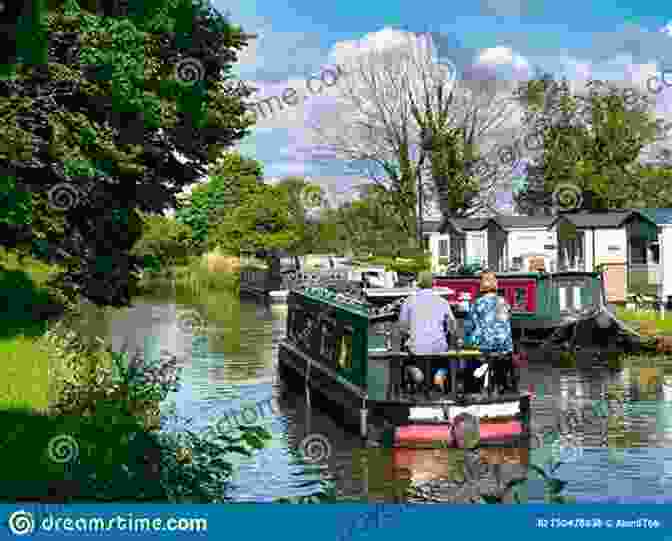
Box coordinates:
[173,250,240,294]
[616,307,672,335]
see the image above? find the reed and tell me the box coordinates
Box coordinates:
[173,249,240,293]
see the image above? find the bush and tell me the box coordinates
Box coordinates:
[26,323,269,502]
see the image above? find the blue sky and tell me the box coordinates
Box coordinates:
[207,0,672,215]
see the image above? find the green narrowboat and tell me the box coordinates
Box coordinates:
[278,286,531,449]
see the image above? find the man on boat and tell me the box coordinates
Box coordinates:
[398,271,456,391]
[464,271,514,394]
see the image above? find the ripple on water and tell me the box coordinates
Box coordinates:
[97,297,672,502]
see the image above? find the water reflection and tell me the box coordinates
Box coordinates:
[60,290,672,502]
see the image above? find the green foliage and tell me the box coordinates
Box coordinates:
[0,0,256,306]
[208,179,302,255]
[275,176,327,255]
[324,186,416,256]
[173,254,240,294]
[31,321,270,502]
[158,421,271,503]
[131,212,193,270]
[176,152,264,252]
[515,75,666,210]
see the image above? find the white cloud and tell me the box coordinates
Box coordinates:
[661,22,672,37]
[477,46,529,69]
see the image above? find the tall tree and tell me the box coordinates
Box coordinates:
[514,74,666,212]
[309,31,519,242]
[274,176,326,258]
[0,0,255,306]
[175,152,264,253]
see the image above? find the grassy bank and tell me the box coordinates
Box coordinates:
[615,307,672,336]
[0,250,68,411]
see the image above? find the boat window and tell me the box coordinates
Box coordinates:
[514,287,526,310]
[337,329,353,371]
[439,239,449,257]
[320,318,337,366]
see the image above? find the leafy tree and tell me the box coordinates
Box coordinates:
[514,75,664,212]
[0,0,255,306]
[175,152,263,253]
[208,179,302,269]
[130,212,193,271]
[274,176,326,257]
[328,184,413,257]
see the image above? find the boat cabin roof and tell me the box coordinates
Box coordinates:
[290,286,372,318]
[434,270,601,279]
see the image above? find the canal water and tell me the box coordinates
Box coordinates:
[67,285,672,503]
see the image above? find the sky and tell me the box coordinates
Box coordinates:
[202,0,672,217]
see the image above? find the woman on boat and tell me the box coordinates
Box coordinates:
[464,271,514,393]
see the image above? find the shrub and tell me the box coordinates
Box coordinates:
[36,323,270,502]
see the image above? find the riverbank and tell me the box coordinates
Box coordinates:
[0,251,68,411]
[616,306,672,336]
[0,248,270,503]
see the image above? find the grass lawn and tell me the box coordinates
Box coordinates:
[0,250,64,411]
[0,336,52,412]
[616,306,672,336]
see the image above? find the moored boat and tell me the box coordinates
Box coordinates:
[278,285,531,449]
[363,270,643,356]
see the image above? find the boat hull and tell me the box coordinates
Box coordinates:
[278,340,530,449]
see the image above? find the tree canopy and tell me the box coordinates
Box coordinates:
[514,74,670,213]
[175,152,263,253]
[0,0,255,306]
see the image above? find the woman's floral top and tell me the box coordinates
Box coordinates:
[464,294,513,353]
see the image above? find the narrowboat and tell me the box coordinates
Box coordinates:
[278,285,531,449]
[364,270,643,355]
[242,264,399,304]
